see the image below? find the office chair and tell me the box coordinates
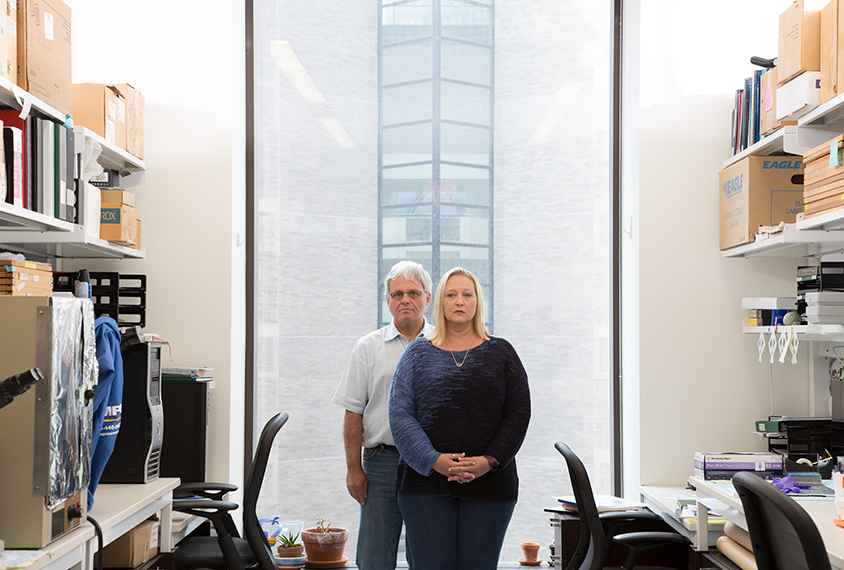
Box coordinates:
[555,442,690,570]
[173,412,289,570]
[732,471,831,570]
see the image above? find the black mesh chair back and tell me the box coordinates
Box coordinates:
[174,412,289,570]
[242,412,288,570]
[732,471,831,570]
[555,441,689,570]
[555,441,608,570]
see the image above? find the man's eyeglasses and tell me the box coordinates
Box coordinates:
[389,290,425,300]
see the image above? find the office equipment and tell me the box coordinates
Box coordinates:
[173,412,289,570]
[100,340,164,484]
[784,417,832,465]
[554,441,689,570]
[160,377,211,485]
[733,471,831,570]
[0,296,96,548]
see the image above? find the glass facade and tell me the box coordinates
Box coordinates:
[379,0,494,327]
[252,0,613,564]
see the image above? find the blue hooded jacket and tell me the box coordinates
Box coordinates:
[88,316,124,509]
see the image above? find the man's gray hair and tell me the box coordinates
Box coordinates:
[384,260,433,295]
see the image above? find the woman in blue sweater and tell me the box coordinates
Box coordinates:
[389,267,531,569]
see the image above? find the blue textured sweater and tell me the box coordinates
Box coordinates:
[389,337,531,501]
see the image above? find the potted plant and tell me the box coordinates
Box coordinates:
[276,531,304,558]
[301,518,349,564]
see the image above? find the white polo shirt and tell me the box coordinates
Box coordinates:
[332,319,434,449]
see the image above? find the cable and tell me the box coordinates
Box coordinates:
[65,508,103,570]
[770,360,775,417]
[88,515,104,570]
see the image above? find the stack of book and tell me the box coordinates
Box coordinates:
[0,258,52,296]
[730,70,764,156]
[802,135,844,219]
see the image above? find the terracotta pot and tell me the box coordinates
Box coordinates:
[301,528,348,562]
[521,542,540,561]
[277,545,304,558]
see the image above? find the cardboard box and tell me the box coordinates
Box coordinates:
[694,452,784,481]
[777,71,821,121]
[718,156,805,250]
[101,519,159,568]
[100,189,136,245]
[5,0,15,85]
[761,68,798,135]
[0,8,9,84]
[17,0,72,116]
[839,0,844,96]
[822,0,838,103]
[134,218,141,251]
[115,83,144,159]
[73,83,126,149]
[779,0,821,84]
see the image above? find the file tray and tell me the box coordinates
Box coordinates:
[117,306,145,327]
[119,274,146,292]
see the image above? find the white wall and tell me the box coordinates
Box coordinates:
[629,0,816,489]
[65,0,246,502]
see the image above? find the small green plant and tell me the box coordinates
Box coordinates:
[315,517,332,533]
[278,531,301,547]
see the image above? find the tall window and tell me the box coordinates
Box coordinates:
[252,1,613,564]
[379,0,494,326]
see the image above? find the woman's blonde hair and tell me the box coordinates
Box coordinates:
[427,267,490,345]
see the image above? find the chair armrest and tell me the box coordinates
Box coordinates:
[175,482,238,501]
[599,511,662,523]
[173,499,239,517]
[173,499,240,541]
[613,531,690,547]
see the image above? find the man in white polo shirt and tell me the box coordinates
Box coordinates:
[332,260,433,570]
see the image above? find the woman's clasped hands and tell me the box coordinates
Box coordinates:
[434,452,492,484]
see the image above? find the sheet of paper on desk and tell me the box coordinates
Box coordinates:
[0,549,49,569]
[555,495,646,513]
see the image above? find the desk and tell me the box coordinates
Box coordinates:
[639,485,724,548]
[691,476,844,570]
[0,478,180,570]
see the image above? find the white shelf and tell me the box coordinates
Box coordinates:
[724,128,788,169]
[74,126,145,175]
[0,75,67,124]
[799,89,844,127]
[797,208,844,231]
[0,225,144,259]
[721,224,844,258]
[0,128,146,259]
[0,201,74,232]
[743,324,844,341]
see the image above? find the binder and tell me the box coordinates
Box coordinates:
[3,126,22,207]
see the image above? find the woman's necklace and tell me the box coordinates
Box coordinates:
[445,333,475,368]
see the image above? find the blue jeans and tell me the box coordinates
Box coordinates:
[357,446,405,570]
[397,491,516,570]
